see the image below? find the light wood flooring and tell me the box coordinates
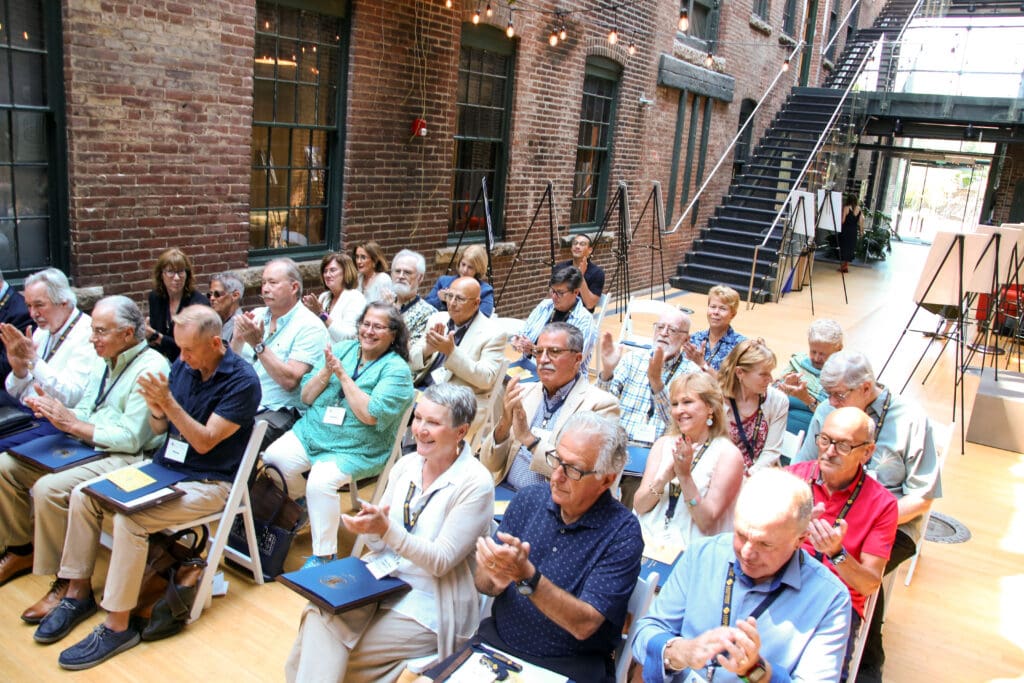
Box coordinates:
[1,241,1023,681]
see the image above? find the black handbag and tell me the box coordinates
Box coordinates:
[134,526,208,641]
[0,406,33,438]
[228,464,303,580]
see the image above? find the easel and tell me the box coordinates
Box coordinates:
[975,224,1024,371]
[445,177,492,276]
[784,190,818,313]
[629,182,668,302]
[597,181,633,318]
[816,189,844,305]
[495,181,556,311]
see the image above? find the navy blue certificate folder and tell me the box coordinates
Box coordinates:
[8,432,104,473]
[84,461,188,513]
[276,556,411,614]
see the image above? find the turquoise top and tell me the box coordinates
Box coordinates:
[291,340,414,480]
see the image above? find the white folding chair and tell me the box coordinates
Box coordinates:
[592,292,612,332]
[782,429,805,461]
[164,419,269,623]
[846,587,880,682]
[903,420,952,586]
[618,297,675,349]
[615,571,660,683]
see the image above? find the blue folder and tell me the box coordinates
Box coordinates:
[493,482,517,521]
[84,461,188,512]
[639,552,681,589]
[8,432,104,473]
[625,445,651,476]
[276,556,410,614]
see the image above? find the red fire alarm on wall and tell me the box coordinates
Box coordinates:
[411,118,427,137]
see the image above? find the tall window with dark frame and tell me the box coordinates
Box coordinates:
[782,0,798,36]
[451,24,513,239]
[679,0,720,45]
[570,57,621,227]
[251,1,346,257]
[753,0,770,21]
[733,98,756,179]
[825,3,840,60]
[0,0,67,278]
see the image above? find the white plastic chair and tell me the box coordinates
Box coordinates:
[903,420,952,586]
[615,570,660,683]
[782,429,805,461]
[164,419,269,623]
[618,297,675,349]
[845,586,880,682]
[592,292,612,332]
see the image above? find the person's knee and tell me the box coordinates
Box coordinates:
[31,475,71,511]
[307,463,346,498]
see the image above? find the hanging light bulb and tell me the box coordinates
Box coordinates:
[608,27,619,45]
[445,0,452,7]
[549,29,559,47]
[486,1,493,17]
[782,58,790,71]
[506,17,515,38]
[472,8,480,24]
[704,52,714,68]
[628,41,637,56]
[559,25,568,41]
[678,9,689,31]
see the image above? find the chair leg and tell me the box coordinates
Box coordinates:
[903,550,921,586]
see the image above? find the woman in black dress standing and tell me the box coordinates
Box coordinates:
[144,247,209,361]
[838,193,863,273]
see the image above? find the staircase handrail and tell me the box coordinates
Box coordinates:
[821,0,864,59]
[663,39,806,236]
[745,39,879,305]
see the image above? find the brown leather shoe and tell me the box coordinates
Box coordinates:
[0,550,33,586]
[21,577,69,624]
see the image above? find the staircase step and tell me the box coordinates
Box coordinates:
[685,251,776,275]
[669,273,774,303]
[694,238,780,259]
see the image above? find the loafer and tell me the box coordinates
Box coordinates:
[33,593,97,644]
[22,578,70,624]
[0,550,33,586]
[58,624,141,670]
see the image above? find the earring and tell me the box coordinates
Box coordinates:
[706,416,714,426]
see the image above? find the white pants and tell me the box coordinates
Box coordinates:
[263,431,352,557]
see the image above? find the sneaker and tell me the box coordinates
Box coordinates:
[58,624,141,670]
[33,593,97,644]
[301,554,335,570]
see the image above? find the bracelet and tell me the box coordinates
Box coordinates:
[319,311,329,322]
[686,496,700,508]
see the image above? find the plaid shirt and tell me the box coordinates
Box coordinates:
[597,349,699,446]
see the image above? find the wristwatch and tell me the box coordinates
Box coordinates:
[739,657,768,683]
[516,568,542,596]
[254,342,266,355]
[830,548,848,565]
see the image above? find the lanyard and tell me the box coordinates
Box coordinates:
[92,348,144,413]
[0,287,11,311]
[872,389,893,441]
[664,440,711,528]
[729,397,765,470]
[337,346,384,402]
[43,311,83,362]
[648,353,684,418]
[810,466,865,561]
[541,376,578,428]
[402,480,440,532]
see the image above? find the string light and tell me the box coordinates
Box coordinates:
[506,7,515,38]
[608,6,619,45]
[559,24,568,41]
[549,28,559,47]
[608,26,619,45]
[444,0,452,8]
[782,58,790,71]
[473,8,481,24]
[704,52,714,67]
[678,9,689,31]
[628,40,637,56]
[486,1,493,17]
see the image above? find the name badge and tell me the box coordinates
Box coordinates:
[165,438,189,463]
[323,406,346,426]
[365,549,401,579]
[683,670,709,683]
[635,421,660,445]
[531,428,552,448]
[430,367,452,385]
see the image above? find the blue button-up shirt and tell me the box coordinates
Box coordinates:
[688,326,746,371]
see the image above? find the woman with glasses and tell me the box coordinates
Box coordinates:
[633,372,744,557]
[425,244,494,317]
[718,338,788,472]
[302,252,366,342]
[262,302,414,568]
[144,247,209,361]
[353,240,393,304]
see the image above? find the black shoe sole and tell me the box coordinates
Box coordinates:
[21,613,44,625]
[33,604,98,644]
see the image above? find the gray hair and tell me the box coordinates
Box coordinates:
[808,319,843,346]
[25,268,77,307]
[736,468,814,534]
[265,258,303,296]
[393,249,426,276]
[820,350,875,390]
[421,383,477,429]
[96,295,146,342]
[539,322,584,353]
[173,304,223,338]
[557,412,628,476]
[212,272,244,297]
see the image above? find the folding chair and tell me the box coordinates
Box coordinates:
[592,292,612,332]
[903,420,952,586]
[615,571,660,683]
[781,429,805,465]
[163,419,269,623]
[846,587,879,682]
[618,297,675,349]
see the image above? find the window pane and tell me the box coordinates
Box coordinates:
[15,165,47,216]
[0,221,15,270]
[10,0,44,50]
[0,111,10,162]
[0,52,9,104]
[571,69,618,226]
[0,167,12,216]
[16,217,47,268]
[12,51,45,105]
[13,110,46,162]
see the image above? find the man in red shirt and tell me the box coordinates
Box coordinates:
[788,406,897,678]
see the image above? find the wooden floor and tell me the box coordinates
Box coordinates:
[2,241,1024,681]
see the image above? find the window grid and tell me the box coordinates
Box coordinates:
[753,0,769,20]
[782,0,798,36]
[571,73,618,226]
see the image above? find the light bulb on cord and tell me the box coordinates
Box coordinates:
[608,28,618,45]
[549,29,559,47]
[628,41,636,56]
[704,52,714,68]
[678,9,689,31]
[486,1,493,17]
[559,25,568,41]
[472,9,480,24]
[445,0,452,7]
[506,20,515,38]
[782,58,790,71]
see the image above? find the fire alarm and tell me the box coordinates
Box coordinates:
[411,118,427,137]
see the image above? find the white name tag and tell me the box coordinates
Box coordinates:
[684,670,709,683]
[430,366,452,385]
[531,428,552,447]
[323,406,346,426]
[365,549,401,579]
[165,438,189,463]
[635,421,660,445]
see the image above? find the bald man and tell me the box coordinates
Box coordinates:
[409,276,507,443]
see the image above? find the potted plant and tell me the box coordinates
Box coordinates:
[856,209,894,261]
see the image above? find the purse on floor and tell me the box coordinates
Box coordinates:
[228,463,304,579]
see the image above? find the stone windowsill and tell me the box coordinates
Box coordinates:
[778,33,797,47]
[749,15,773,36]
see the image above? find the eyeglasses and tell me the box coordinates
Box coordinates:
[825,389,852,402]
[163,269,186,278]
[90,326,124,337]
[815,433,871,456]
[392,268,417,278]
[208,290,227,299]
[544,450,600,481]
[549,287,573,299]
[359,321,391,333]
[447,293,472,305]
[534,346,576,360]
[653,323,687,335]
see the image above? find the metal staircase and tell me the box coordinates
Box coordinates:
[669,0,922,300]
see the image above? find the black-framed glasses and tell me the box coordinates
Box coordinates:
[544,450,599,481]
[549,287,573,299]
[208,289,227,299]
[815,433,870,456]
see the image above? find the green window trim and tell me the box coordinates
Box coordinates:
[570,56,621,228]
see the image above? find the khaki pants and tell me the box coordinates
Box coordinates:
[0,451,140,575]
[285,603,436,683]
[59,476,229,613]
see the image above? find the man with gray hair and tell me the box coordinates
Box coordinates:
[475,411,642,682]
[389,249,436,349]
[794,349,940,681]
[0,295,168,622]
[777,318,844,435]
[634,468,852,683]
[208,272,244,344]
[2,268,96,408]
[0,267,33,386]
[231,258,327,442]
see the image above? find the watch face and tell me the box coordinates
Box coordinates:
[748,664,768,682]
[516,582,534,596]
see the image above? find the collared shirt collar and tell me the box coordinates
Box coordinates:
[105,340,150,372]
[408,441,473,495]
[813,464,865,498]
[47,307,81,341]
[544,372,581,402]
[182,346,236,383]
[0,281,8,298]
[261,300,300,333]
[399,295,422,313]
[544,488,616,530]
[733,548,804,591]
[867,385,889,418]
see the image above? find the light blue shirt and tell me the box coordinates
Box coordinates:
[633,533,851,683]
[239,303,328,411]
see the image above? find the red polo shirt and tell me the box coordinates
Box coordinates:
[788,460,899,617]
